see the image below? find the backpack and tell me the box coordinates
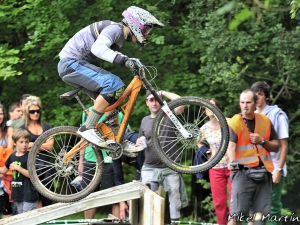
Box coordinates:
[193,146,209,179]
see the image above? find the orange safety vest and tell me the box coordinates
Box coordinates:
[0,146,13,200]
[229,113,274,173]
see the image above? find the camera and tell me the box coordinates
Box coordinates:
[229,161,239,170]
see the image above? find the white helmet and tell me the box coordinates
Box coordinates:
[122,6,164,47]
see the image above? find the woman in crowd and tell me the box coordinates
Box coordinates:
[19,96,54,208]
[0,104,13,218]
[197,98,231,225]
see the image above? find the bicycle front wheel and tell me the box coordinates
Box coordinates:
[152,96,229,174]
[28,126,104,203]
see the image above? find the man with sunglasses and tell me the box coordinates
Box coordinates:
[58,6,164,152]
[136,90,188,223]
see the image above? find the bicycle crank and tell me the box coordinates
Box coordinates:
[99,140,124,160]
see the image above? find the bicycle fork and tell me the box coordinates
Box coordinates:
[161,103,193,139]
[141,77,192,139]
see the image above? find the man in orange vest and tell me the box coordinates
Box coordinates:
[227,89,279,225]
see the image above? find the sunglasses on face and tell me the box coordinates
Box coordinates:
[29,109,40,114]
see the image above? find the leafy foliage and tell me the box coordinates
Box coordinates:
[291,0,300,18]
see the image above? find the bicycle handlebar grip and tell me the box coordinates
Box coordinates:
[125,58,141,75]
[125,60,135,69]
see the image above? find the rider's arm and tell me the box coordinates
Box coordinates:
[91,26,127,66]
[91,35,119,63]
[161,90,185,114]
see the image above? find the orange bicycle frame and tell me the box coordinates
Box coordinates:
[63,75,143,164]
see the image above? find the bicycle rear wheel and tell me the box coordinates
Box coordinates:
[28,126,104,202]
[152,96,229,174]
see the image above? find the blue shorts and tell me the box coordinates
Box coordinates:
[58,58,125,100]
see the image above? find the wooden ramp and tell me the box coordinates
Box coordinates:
[0,181,164,225]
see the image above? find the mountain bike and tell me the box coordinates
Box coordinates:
[28,59,229,203]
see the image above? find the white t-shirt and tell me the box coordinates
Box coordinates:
[260,105,289,176]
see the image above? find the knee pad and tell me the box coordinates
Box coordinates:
[102,87,125,105]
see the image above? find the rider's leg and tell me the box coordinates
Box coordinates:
[77,93,110,146]
[78,95,110,146]
[58,59,123,146]
[82,95,110,129]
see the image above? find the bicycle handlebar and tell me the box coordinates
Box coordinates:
[126,58,146,78]
[126,59,163,105]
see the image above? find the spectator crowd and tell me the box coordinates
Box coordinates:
[0,81,289,225]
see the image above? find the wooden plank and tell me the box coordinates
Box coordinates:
[142,188,164,225]
[156,187,171,224]
[0,181,147,225]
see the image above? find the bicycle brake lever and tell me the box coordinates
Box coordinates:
[134,59,146,78]
[141,68,146,78]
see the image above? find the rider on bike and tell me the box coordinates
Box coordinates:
[57,6,164,152]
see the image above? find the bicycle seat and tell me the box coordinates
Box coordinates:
[60,87,83,99]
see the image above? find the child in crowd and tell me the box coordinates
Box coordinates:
[0,129,39,214]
